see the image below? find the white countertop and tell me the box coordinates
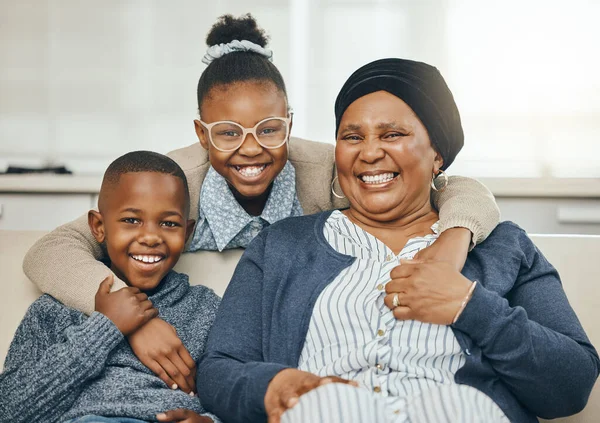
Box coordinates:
[0,174,599,198]
[0,174,102,194]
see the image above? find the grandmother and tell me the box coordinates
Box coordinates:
[196,58,599,423]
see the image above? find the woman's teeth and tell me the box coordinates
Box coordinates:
[360,173,395,184]
[131,255,163,263]
[234,165,266,177]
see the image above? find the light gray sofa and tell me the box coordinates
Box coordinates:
[1,230,598,422]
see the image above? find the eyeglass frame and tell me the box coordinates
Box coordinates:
[198,114,293,152]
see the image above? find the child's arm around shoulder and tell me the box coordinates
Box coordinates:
[23,213,128,315]
[417,176,500,271]
[0,293,125,423]
[432,175,500,245]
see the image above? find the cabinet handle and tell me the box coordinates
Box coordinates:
[557,206,600,224]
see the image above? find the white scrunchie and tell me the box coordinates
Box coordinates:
[202,39,273,65]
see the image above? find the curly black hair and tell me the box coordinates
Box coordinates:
[197,14,287,115]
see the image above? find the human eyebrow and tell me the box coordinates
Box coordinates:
[376,122,405,130]
[120,208,142,214]
[161,210,184,219]
[339,123,362,134]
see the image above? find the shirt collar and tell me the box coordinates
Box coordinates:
[199,161,298,251]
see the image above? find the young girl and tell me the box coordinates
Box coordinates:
[23,14,499,395]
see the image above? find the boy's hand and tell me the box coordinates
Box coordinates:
[156,409,213,423]
[128,318,196,394]
[95,274,158,336]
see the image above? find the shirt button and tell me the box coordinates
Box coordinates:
[394,410,400,415]
[376,284,384,291]
[376,363,383,370]
[385,254,392,261]
[373,386,382,393]
[377,329,385,337]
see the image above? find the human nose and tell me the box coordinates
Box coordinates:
[237,130,263,157]
[138,224,163,247]
[358,136,386,163]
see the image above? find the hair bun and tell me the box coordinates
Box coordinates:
[206,14,269,48]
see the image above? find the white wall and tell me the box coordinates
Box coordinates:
[1,0,600,177]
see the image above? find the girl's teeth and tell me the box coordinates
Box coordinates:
[235,165,266,177]
[361,173,395,184]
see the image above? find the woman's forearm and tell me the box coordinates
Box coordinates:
[454,280,599,418]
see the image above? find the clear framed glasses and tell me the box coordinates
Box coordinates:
[199,116,292,152]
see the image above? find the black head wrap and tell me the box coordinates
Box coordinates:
[334,58,464,170]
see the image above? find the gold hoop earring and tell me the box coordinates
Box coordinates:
[431,169,448,192]
[331,176,346,199]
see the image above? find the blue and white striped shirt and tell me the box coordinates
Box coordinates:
[299,210,465,418]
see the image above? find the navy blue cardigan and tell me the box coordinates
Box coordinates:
[197,211,599,423]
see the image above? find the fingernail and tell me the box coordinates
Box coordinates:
[156,413,166,419]
[189,391,195,396]
[171,383,178,390]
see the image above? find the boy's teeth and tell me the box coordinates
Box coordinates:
[235,165,266,177]
[132,255,163,263]
[361,173,395,184]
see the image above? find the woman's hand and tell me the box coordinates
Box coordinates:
[127,318,196,394]
[413,227,472,271]
[157,409,213,423]
[264,368,358,423]
[384,259,473,325]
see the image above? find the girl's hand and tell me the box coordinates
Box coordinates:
[157,409,213,423]
[128,318,196,394]
[413,227,472,271]
[384,259,473,325]
[264,368,358,423]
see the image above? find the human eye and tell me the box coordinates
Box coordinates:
[341,134,363,144]
[161,220,181,228]
[259,127,278,135]
[121,217,140,224]
[382,131,409,141]
[217,129,240,137]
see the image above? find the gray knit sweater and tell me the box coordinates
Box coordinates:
[0,271,221,423]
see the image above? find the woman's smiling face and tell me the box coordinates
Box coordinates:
[195,81,289,204]
[335,90,443,223]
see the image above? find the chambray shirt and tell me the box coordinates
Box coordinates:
[188,161,303,252]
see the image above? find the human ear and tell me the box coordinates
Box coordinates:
[433,151,444,175]
[185,219,196,243]
[194,120,210,151]
[88,210,106,243]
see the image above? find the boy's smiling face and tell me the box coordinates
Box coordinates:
[89,172,195,291]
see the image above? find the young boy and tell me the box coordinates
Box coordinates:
[0,151,219,423]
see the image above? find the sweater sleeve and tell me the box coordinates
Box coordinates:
[453,228,600,419]
[431,176,500,246]
[0,297,124,423]
[22,214,128,315]
[196,233,289,423]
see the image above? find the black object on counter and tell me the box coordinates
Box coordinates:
[2,166,73,175]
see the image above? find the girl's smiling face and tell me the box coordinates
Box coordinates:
[195,81,290,211]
